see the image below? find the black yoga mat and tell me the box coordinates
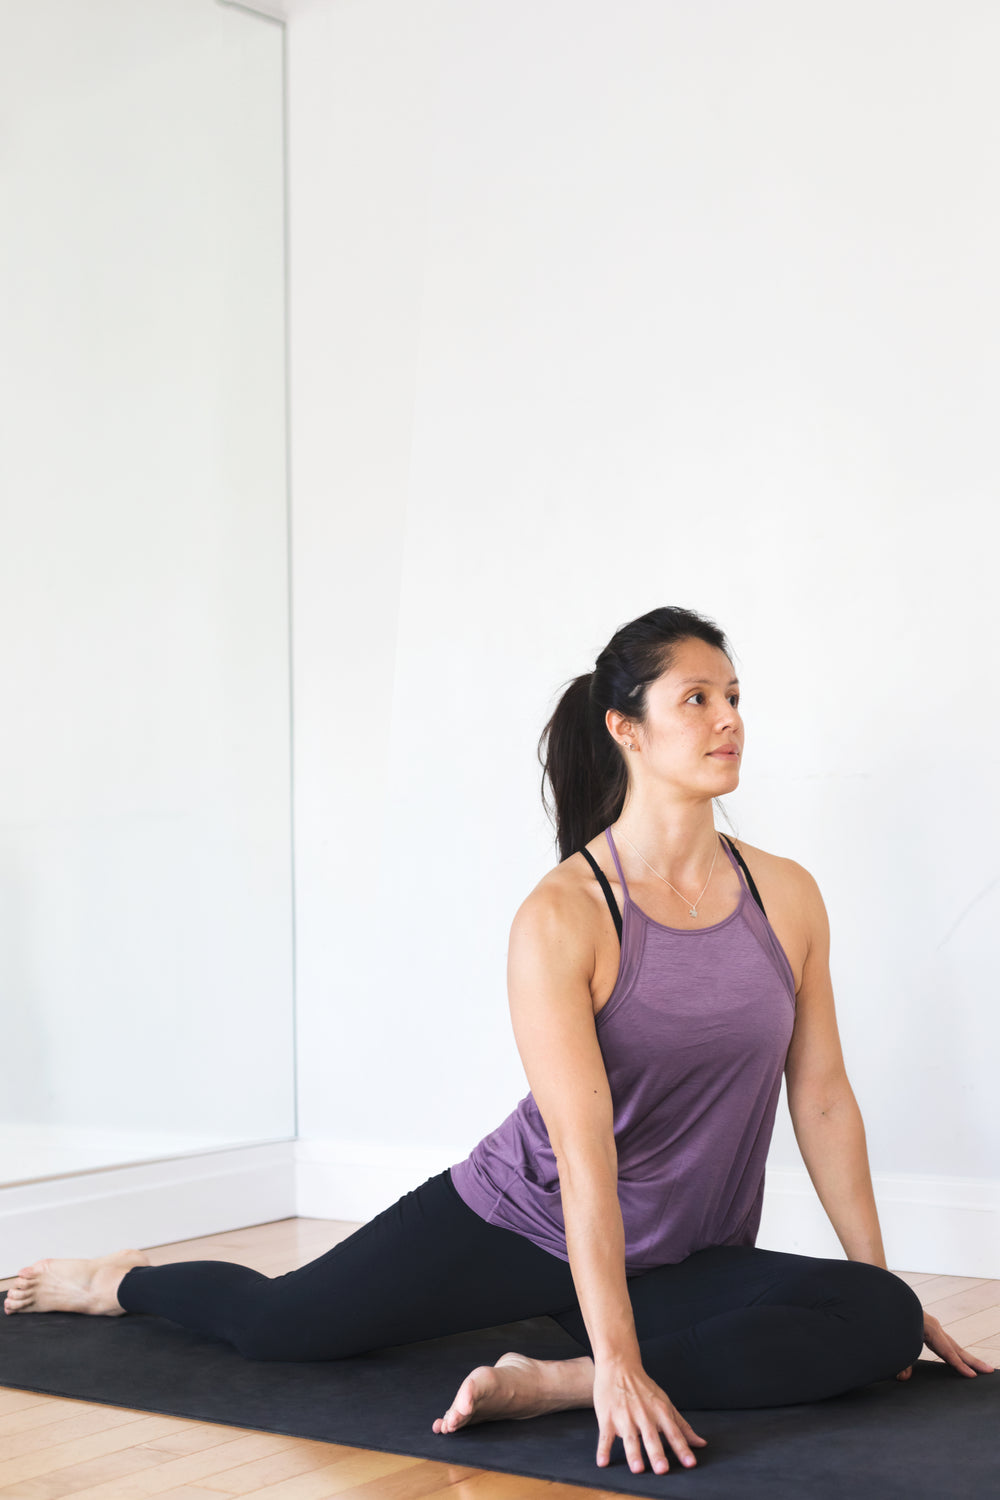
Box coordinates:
[1,1291,997,1499]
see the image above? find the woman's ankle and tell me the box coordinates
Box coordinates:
[545,1355,595,1408]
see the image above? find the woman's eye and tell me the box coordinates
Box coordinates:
[685,691,740,707]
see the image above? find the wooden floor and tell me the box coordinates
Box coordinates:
[1,1218,998,1500]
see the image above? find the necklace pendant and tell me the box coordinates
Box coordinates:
[689,906,698,917]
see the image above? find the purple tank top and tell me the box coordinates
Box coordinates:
[449,828,797,1274]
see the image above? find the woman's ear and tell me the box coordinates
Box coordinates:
[605,708,634,749]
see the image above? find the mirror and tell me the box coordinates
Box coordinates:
[0,0,294,1183]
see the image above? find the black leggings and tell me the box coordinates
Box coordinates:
[117,1168,925,1410]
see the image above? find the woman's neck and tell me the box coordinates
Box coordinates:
[612,798,720,880]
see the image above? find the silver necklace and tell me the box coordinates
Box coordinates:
[618,831,719,917]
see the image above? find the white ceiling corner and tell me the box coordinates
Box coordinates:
[216,0,288,22]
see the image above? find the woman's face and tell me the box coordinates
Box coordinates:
[629,637,743,800]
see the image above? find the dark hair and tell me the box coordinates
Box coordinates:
[538,606,733,861]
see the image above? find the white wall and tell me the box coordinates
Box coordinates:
[288,0,999,1273]
[0,0,294,1166]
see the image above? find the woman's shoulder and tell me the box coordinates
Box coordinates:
[511,845,608,941]
[724,835,825,914]
[504,854,607,993]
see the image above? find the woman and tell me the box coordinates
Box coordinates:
[5,606,991,1478]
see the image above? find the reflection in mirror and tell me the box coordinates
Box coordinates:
[0,0,294,1184]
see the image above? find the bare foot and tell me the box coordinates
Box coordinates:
[2,1249,151,1317]
[432,1352,595,1434]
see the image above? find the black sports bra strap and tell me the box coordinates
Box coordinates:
[580,847,623,944]
[721,834,767,917]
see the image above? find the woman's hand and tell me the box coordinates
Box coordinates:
[592,1357,708,1474]
[896,1312,996,1381]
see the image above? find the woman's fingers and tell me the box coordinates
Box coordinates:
[623,1431,648,1473]
[680,1414,709,1446]
[947,1330,995,1375]
[597,1414,701,1475]
[923,1314,996,1377]
[637,1424,670,1474]
[596,1422,655,1474]
[592,1366,709,1473]
[648,1408,700,1471]
[658,1412,700,1468]
[943,1340,995,1376]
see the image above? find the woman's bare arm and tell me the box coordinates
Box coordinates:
[507,883,639,1365]
[506,883,706,1474]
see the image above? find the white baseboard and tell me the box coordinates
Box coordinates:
[3,1139,996,1283]
[0,1142,296,1277]
[295,1138,456,1223]
[758,1167,1000,1278]
[295,1141,1000,1280]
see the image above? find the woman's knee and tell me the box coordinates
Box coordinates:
[831,1260,925,1373]
[867,1265,925,1367]
[762,1256,924,1379]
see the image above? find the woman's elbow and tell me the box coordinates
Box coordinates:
[554,1138,618,1190]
